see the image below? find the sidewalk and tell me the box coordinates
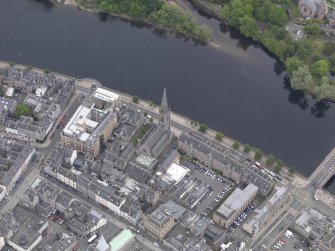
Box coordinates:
[316,189,335,208]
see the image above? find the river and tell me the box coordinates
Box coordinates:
[1,0,335,192]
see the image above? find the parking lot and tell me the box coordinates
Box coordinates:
[286,23,304,41]
[229,200,257,234]
[272,230,309,251]
[181,161,234,215]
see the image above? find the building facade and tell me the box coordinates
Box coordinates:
[299,0,328,19]
[243,186,291,236]
[61,106,117,158]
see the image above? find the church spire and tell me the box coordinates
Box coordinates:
[159,88,171,129]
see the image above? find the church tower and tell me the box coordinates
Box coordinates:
[159,88,171,130]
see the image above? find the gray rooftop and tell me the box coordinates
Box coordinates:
[216,183,258,219]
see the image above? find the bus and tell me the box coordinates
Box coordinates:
[87,234,98,244]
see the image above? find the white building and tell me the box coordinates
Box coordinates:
[161,162,190,185]
[93,87,120,109]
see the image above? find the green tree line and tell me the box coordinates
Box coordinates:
[95,0,212,41]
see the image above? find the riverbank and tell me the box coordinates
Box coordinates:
[1,61,312,188]
[189,0,335,102]
[55,0,212,42]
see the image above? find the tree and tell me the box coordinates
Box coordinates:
[315,83,334,101]
[15,104,32,118]
[144,111,148,117]
[321,76,330,86]
[254,149,263,161]
[243,144,252,153]
[262,38,287,60]
[304,23,321,36]
[266,154,275,166]
[215,132,224,141]
[44,69,50,74]
[290,66,313,91]
[199,124,208,133]
[239,16,259,39]
[274,159,284,173]
[296,39,312,60]
[285,57,303,76]
[272,26,288,40]
[329,54,335,68]
[132,96,139,103]
[233,142,240,150]
[323,43,335,56]
[311,60,329,78]
[267,6,288,27]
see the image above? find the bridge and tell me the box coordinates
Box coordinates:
[307,148,335,191]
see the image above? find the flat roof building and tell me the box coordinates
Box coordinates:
[93,88,120,105]
[214,184,258,228]
[108,229,134,251]
[161,162,190,185]
[61,104,117,157]
[143,201,185,240]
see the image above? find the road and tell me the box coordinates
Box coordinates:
[0,153,45,213]
[40,172,163,250]
[0,89,82,213]
[308,150,335,190]
[249,211,296,250]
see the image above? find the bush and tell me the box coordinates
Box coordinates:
[199,124,208,133]
[243,144,252,153]
[276,159,284,167]
[254,149,263,161]
[274,165,282,173]
[274,159,284,173]
[266,154,275,166]
[132,96,140,103]
[148,100,155,107]
[288,166,295,174]
[232,142,240,150]
[215,132,224,141]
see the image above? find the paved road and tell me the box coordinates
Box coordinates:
[250,211,296,250]
[0,154,45,213]
[308,148,335,190]
[41,173,163,249]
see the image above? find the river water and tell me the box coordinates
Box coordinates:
[1,0,335,193]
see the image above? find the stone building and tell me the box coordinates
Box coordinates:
[299,0,328,19]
